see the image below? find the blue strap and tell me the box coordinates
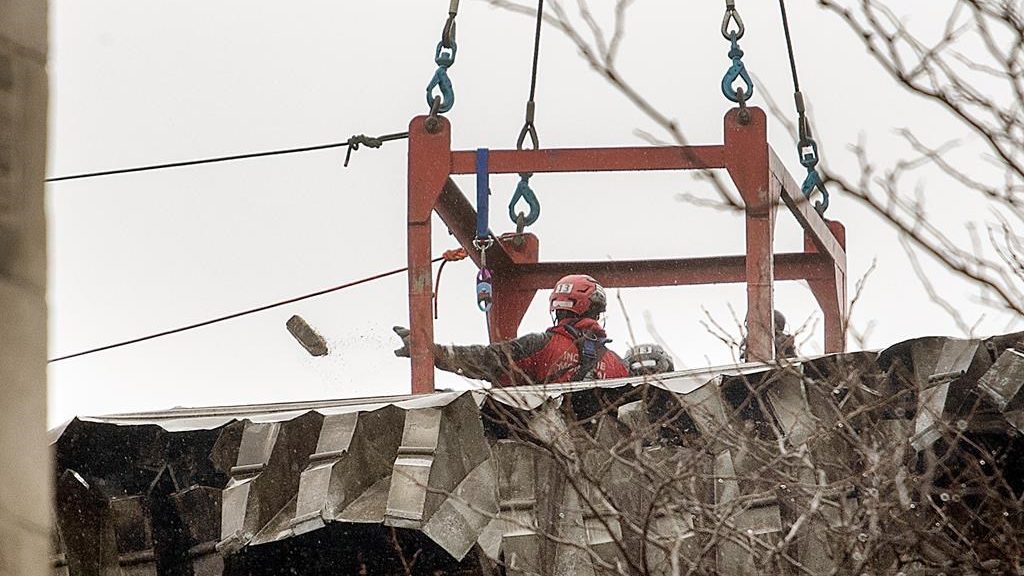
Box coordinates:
[476,148,489,239]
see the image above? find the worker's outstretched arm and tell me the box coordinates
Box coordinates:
[392,326,546,383]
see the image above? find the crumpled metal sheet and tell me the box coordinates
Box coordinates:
[908,338,991,450]
[55,470,120,576]
[51,333,1024,575]
[54,470,158,576]
[217,410,322,554]
[477,441,543,574]
[978,348,1024,412]
[172,485,223,576]
[248,404,404,544]
[110,496,158,576]
[385,394,490,536]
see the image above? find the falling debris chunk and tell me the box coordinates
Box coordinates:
[286,315,329,357]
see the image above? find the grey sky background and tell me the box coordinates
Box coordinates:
[46,1,1020,425]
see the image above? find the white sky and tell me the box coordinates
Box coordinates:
[46,1,1022,425]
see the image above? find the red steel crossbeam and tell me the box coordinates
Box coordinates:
[406,108,847,394]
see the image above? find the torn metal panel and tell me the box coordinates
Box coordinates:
[218,411,322,553]
[385,393,489,533]
[48,332,1024,574]
[713,450,745,574]
[251,404,405,544]
[615,399,647,434]
[171,485,224,576]
[576,419,631,573]
[1006,410,1024,434]
[54,470,121,576]
[983,331,1024,359]
[579,481,625,575]
[548,475,600,576]
[910,339,989,450]
[634,444,710,575]
[384,406,443,528]
[763,369,817,447]
[525,398,577,458]
[642,509,698,576]
[477,442,542,575]
[422,455,499,561]
[110,496,158,576]
[978,349,1024,413]
[736,501,783,538]
[710,441,785,576]
[718,500,783,576]
[217,421,278,553]
[677,377,732,453]
[790,471,839,576]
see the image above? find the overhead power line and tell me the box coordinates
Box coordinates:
[46,132,408,183]
[48,255,446,363]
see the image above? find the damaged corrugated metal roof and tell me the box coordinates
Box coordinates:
[52,331,1024,575]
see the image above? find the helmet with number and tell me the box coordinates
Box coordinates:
[549,274,606,318]
[625,344,675,376]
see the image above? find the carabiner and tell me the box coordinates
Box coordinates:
[508,175,541,227]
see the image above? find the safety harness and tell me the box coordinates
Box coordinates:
[552,319,612,382]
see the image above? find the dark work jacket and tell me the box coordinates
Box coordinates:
[433,317,629,386]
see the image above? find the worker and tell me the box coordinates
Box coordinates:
[393,274,629,386]
[739,309,798,361]
[624,343,675,376]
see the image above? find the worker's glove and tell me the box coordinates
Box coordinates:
[392,326,411,358]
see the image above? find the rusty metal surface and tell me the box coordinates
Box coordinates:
[51,332,1024,575]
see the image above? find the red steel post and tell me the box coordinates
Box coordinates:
[724,108,777,362]
[806,220,848,353]
[407,116,453,394]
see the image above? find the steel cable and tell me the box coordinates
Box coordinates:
[49,256,447,363]
[778,0,801,95]
[47,132,408,183]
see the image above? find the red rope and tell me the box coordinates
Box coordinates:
[433,248,469,319]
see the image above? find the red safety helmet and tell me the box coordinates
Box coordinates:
[549,274,606,317]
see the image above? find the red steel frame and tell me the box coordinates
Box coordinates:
[407,107,847,394]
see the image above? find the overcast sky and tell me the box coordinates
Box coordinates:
[45,0,1021,425]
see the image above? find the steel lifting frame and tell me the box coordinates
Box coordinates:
[406,108,847,394]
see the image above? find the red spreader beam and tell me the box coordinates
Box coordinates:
[406,108,847,394]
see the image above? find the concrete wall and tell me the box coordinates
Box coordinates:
[0,0,49,575]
